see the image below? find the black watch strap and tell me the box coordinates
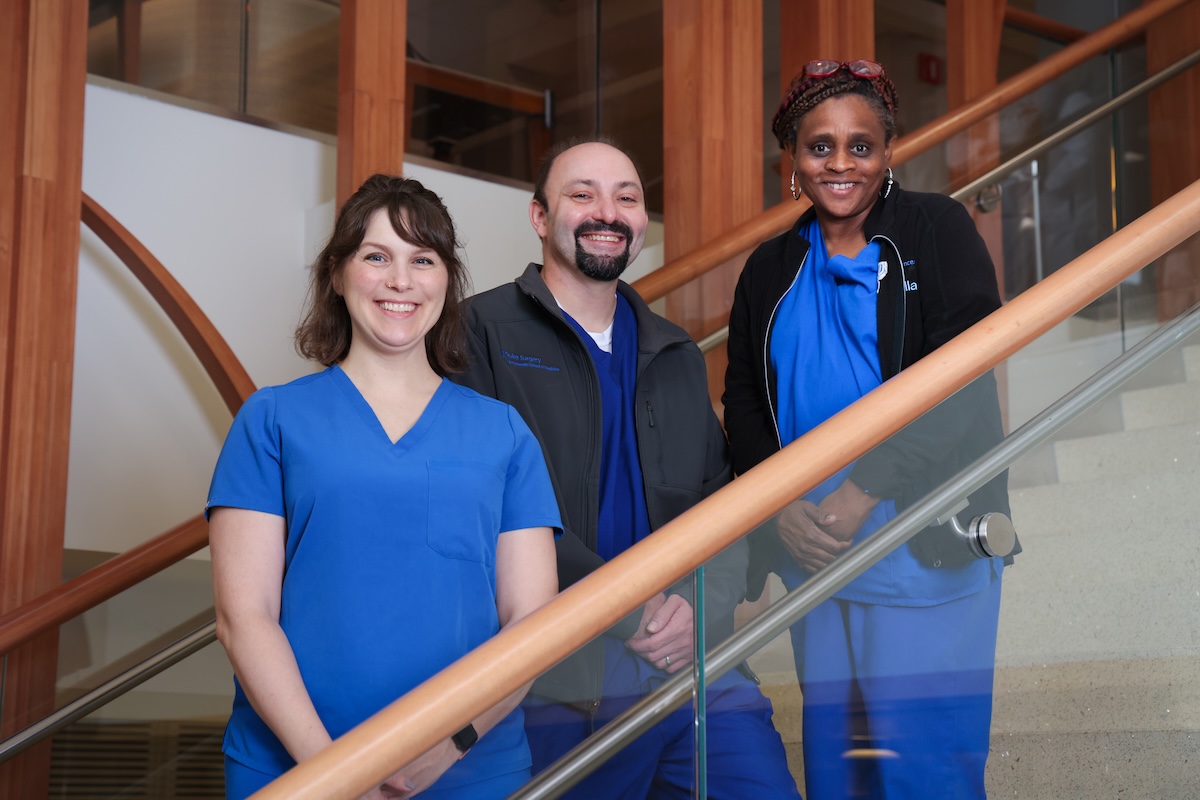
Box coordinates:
[451,723,478,757]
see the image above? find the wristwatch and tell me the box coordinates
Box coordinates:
[451,723,478,758]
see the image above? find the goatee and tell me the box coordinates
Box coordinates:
[574,220,633,282]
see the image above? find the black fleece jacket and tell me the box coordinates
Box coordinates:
[455,264,745,705]
[723,184,1016,600]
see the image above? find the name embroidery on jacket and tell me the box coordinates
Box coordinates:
[502,349,561,372]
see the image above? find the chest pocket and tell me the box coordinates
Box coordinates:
[426,461,505,564]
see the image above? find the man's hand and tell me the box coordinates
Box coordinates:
[625,593,694,673]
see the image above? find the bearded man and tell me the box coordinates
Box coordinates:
[454,139,800,799]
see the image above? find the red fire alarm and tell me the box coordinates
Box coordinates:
[918,52,943,85]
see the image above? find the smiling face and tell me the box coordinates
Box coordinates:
[531,142,648,283]
[336,207,449,363]
[787,93,894,231]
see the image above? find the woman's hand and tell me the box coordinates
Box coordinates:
[777,499,848,573]
[816,479,879,543]
[369,740,460,798]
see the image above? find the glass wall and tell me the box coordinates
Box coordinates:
[86,0,666,208]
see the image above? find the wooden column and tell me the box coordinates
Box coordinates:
[0,1,89,797]
[1146,0,1200,320]
[337,0,408,205]
[117,0,142,84]
[778,0,876,199]
[662,0,763,404]
[946,0,1007,298]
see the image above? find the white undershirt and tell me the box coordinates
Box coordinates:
[556,300,615,353]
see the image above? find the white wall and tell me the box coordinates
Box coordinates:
[69,79,662,558]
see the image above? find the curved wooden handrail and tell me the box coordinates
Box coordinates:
[252,175,1200,798]
[630,0,1190,304]
[0,196,256,658]
[80,194,256,415]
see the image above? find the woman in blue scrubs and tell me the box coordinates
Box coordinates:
[208,175,561,799]
[723,61,1015,799]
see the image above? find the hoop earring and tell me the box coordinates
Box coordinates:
[790,172,801,201]
[881,167,894,199]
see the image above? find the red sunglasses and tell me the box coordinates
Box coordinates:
[803,60,885,79]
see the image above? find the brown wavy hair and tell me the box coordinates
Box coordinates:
[294,174,470,374]
[772,64,900,150]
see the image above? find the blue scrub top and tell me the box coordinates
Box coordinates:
[770,221,995,605]
[207,366,561,785]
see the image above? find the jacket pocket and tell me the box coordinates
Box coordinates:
[426,461,504,564]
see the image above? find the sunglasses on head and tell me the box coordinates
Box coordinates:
[804,60,885,79]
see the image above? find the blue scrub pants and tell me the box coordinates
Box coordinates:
[224,756,529,799]
[523,671,801,799]
[781,571,1002,800]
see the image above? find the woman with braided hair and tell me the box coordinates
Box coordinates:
[723,60,1015,798]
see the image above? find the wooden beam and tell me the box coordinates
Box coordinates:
[116,0,142,84]
[0,1,89,797]
[337,0,408,205]
[1146,0,1200,320]
[943,1,1010,301]
[777,0,876,199]
[662,0,763,404]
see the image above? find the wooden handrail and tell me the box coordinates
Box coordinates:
[1004,7,1089,45]
[630,0,1191,305]
[406,58,545,117]
[251,186,1200,799]
[80,194,256,415]
[0,196,255,658]
[0,516,208,656]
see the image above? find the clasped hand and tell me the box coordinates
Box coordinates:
[625,592,693,673]
[361,739,459,799]
[778,479,880,574]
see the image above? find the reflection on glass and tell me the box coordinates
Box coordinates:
[48,644,229,800]
[57,553,229,725]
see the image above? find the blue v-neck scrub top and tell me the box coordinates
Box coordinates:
[206,366,562,787]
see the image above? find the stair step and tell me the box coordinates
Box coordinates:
[1001,471,1200,664]
[1052,419,1200,483]
[1120,381,1200,430]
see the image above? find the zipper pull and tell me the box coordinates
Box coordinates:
[645,399,655,427]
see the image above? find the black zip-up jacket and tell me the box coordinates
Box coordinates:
[456,264,745,706]
[723,184,1017,601]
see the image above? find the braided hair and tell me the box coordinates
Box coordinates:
[771,66,899,150]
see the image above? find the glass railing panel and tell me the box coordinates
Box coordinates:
[684,297,1199,798]
[46,639,230,800]
[55,553,228,727]
[992,321,1200,796]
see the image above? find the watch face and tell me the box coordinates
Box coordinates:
[452,723,478,753]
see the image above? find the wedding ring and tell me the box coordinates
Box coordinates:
[664,655,671,667]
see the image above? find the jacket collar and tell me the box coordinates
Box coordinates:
[781,182,901,269]
[514,262,692,354]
